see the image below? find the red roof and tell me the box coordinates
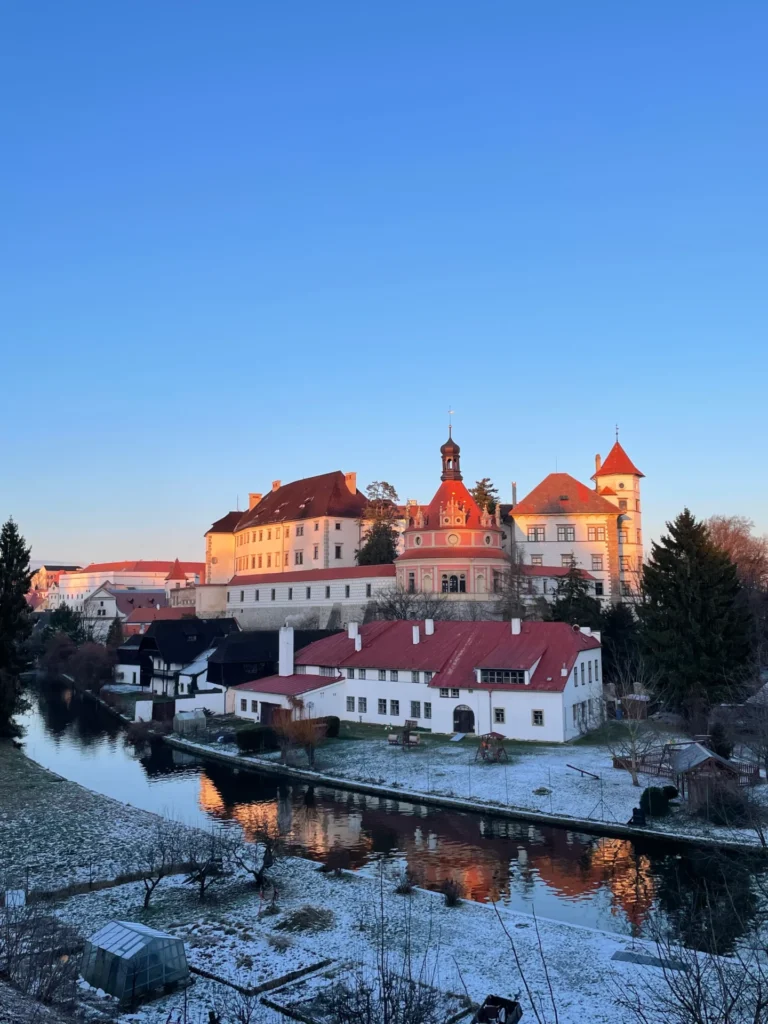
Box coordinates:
[165,558,187,581]
[294,620,600,693]
[205,511,242,535]
[397,546,507,562]
[230,564,396,586]
[234,472,367,531]
[72,560,205,576]
[599,486,617,496]
[125,606,196,624]
[420,479,497,531]
[593,442,644,479]
[511,474,619,516]
[234,674,342,697]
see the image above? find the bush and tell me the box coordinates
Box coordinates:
[440,878,463,907]
[394,868,421,895]
[639,786,673,817]
[320,715,340,738]
[708,722,734,760]
[661,785,679,801]
[236,726,279,754]
[696,784,753,827]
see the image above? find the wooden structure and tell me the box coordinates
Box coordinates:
[388,720,421,748]
[472,994,523,1023]
[613,741,759,791]
[475,732,509,763]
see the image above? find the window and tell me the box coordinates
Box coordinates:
[561,554,574,567]
[240,699,247,712]
[358,697,367,712]
[306,586,311,599]
[480,669,525,685]
[348,668,355,679]
[619,529,629,543]
[450,688,460,698]
[284,553,289,566]
[411,671,419,683]
[637,529,642,544]
[424,671,433,682]
[335,545,343,559]
[379,670,386,681]
[591,555,603,571]
[366,583,372,597]
[267,530,272,540]
[284,526,290,538]
[295,551,303,565]
[255,590,260,601]
[325,586,331,598]
[390,700,400,716]
[378,699,387,715]
[267,554,272,568]
[439,687,449,698]
[594,581,604,597]
[410,701,421,718]
[618,499,627,510]
[494,708,505,724]
[527,526,545,542]
[251,700,258,713]
[240,590,244,602]
[588,526,606,542]
[359,669,366,679]
[407,572,415,594]
[271,589,276,601]
[258,555,263,568]
[319,665,336,676]
[288,587,293,600]
[588,661,592,683]
[276,528,281,539]
[530,555,543,566]
[391,670,399,681]
[259,530,263,541]
[314,522,319,531]
[620,556,631,571]
[557,526,575,542]
[581,663,585,685]
[424,702,432,719]
[341,584,348,598]
[313,545,319,559]
[251,556,255,569]
[573,705,579,726]
[335,522,342,530]
[296,525,304,536]
[621,582,632,596]
[595,659,600,681]
[532,709,544,727]
[346,696,355,712]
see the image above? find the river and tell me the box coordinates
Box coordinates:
[17,685,765,950]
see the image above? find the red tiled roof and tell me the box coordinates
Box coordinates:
[234,674,341,696]
[397,546,507,561]
[69,561,205,576]
[420,479,497,531]
[206,511,242,535]
[511,474,619,516]
[294,620,600,693]
[593,442,644,479]
[230,564,397,586]
[112,592,169,616]
[234,472,367,531]
[165,558,187,581]
[125,606,195,624]
[599,486,617,496]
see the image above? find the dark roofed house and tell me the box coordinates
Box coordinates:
[121,617,240,695]
[206,628,340,688]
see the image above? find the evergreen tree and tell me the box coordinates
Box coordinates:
[0,518,32,737]
[639,508,753,717]
[550,562,603,629]
[357,481,401,565]
[106,616,124,648]
[45,605,87,644]
[600,603,639,685]
[469,477,500,514]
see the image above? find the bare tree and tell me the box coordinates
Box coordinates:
[368,586,453,621]
[133,819,185,909]
[0,902,79,1005]
[706,515,768,592]
[182,829,231,899]
[603,651,661,786]
[231,827,283,890]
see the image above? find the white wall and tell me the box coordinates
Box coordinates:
[175,692,226,715]
[233,516,363,576]
[226,571,394,628]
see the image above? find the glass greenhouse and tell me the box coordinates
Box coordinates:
[81,920,189,1003]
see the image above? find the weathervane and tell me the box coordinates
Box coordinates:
[448,406,455,437]
[615,423,620,441]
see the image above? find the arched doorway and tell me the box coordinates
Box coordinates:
[453,705,475,733]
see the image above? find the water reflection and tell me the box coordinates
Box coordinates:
[18,686,765,947]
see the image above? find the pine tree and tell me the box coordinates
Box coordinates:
[469,477,500,514]
[357,481,401,565]
[0,518,32,736]
[106,616,124,648]
[550,562,603,629]
[45,605,87,644]
[639,508,754,717]
[600,603,639,685]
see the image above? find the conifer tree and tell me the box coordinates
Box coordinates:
[469,477,499,514]
[106,616,124,648]
[550,562,603,630]
[639,508,753,717]
[0,518,32,736]
[357,481,400,565]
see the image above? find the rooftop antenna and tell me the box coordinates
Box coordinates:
[448,406,454,437]
[236,494,240,511]
[615,423,620,441]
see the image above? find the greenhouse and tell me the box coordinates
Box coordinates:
[81,920,189,1004]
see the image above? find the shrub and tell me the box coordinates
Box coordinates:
[639,786,673,817]
[395,868,421,895]
[440,878,463,907]
[320,715,340,738]
[708,722,734,760]
[661,785,679,801]
[696,784,753,827]
[236,726,279,754]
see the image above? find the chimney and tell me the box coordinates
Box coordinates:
[412,625,420,645]
[354,634,362,653]
[348,621,359,640]
[278,626,294,677]
[272,480,281,492]
[248,492,262,510]
[594,455,601,489]
[511,618,522,635]
[512,481,517,505]
[580,626,592,637]
[560,663,568,678]
[424,618,434,636]
[344,472,357,495]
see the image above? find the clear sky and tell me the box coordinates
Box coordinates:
[2,2,767,565]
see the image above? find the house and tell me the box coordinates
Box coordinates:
[28,564,81,609]
[232,619,603,742]
[83,584,168,641]
[123,606,197,636]
[50,560,205,612]
[206,628,339,689]
[204,511,243,584]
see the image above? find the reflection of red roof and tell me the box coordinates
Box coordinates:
[512,474,618,516]
[205,511,242,535]
[125,607,195,624]
[230,565,396,586]
[234,472,366,531]
[73,560,205,575]
[397,546,507,561]
[234,674,341,696]
[593,441,644,479]
[295,620,600,693]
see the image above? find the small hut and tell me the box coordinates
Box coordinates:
[669,743,740,803]
[173,708,207,737]
[81,920,189,1004]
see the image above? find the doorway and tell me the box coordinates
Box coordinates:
[453,705,475,733]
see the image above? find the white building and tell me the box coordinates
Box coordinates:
[50,560,205,612]
[83,583,168,641]
[231,620,603,743]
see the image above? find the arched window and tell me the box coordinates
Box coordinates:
[449,575,459,593]
[441,574,449,593]
[459,574,466,594]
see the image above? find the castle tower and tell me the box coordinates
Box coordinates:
[440,429,462,481]
[592,441,645,598]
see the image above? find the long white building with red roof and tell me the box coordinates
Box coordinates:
[231,619,603,742]
[50,560,205,612]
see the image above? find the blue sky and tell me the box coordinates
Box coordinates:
[2,2,766,563]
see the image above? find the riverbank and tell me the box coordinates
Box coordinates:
[166,734,768,851]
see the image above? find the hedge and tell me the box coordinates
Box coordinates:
[236,725,279,753]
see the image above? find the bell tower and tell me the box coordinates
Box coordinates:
[440,429,462,481]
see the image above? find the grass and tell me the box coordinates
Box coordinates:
[275,905,335,933]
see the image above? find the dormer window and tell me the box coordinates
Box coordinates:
[480,669,525,685]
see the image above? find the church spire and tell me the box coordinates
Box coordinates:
[440,432,462,481]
